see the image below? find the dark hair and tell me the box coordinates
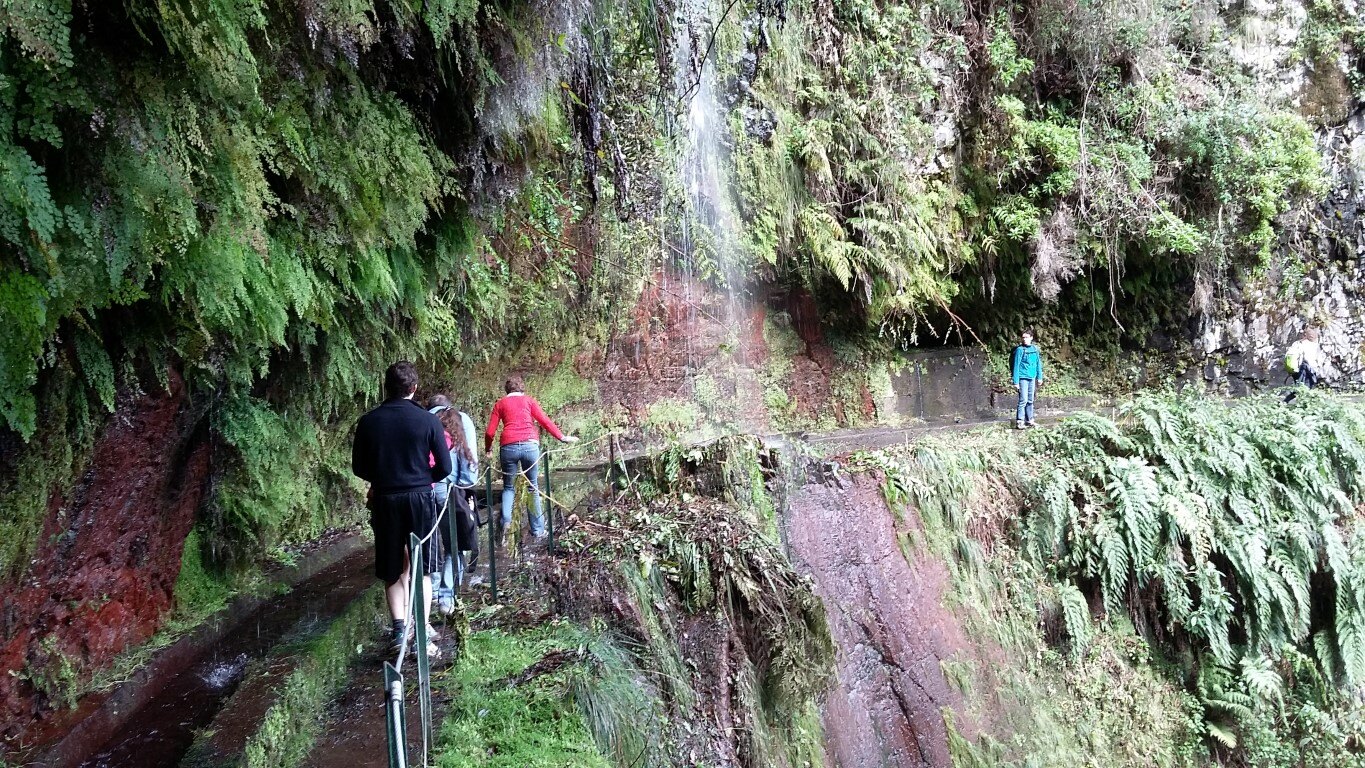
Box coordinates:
[384,361,419,400]
[436,407,476,465]
[1022,328,1035,338]
[504,375,525,394]
[427,394,452,410]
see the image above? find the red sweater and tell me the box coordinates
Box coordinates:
[484,394,565,451]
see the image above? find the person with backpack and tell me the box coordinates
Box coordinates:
[1011,330,1044,429]
[351,362,451,657]
[428,394,480,613]
[1285,328,1323,390]
[483,375,579,540]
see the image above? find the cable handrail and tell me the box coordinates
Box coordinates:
[391,491,449,675]
[484,431,620,511]
[383,431,615,768]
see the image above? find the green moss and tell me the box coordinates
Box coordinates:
[21,636,83,711]
[0,362,96,580]
[759,315,802,428]
[433,626,613,768]
[643,399,702,441]
[240,586,383,768]
[531,359,597,414]
[171,527,234,623]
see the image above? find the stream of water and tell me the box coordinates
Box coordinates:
[51,548,372,768]
[670,0,751,364]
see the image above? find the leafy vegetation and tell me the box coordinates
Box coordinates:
[863,392,1365,765]
[1,0,1354,579]
[530,435,833,766]
[432,624,617,768]
[2,0,1360,757]
[0,0,604,571]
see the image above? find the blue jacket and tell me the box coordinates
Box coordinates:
[430,406,480,487]
[1011,345,1043,385]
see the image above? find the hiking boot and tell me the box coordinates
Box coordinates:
[436,587,456,616]
[1015,420,1026,430]
[390,620,408,656]
[1025,420,1038,428]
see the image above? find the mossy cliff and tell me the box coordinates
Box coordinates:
[409,394,1365,767]
[0,0,1362,757]
[784,392,1365,766]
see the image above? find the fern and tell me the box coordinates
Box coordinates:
[875,392,1365,754]
[1057,581,1091,653]
[1240,654,1284,707]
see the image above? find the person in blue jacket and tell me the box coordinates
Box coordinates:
[1011,330,1044,429]
[428,394,480,614]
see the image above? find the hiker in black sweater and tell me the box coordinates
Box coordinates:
[352,361,452,657]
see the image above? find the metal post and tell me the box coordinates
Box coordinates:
[486,463,498,603]
[384,662,408,768]
[544,449,554,553]
[409,533,431,767]
[446,492,461,591]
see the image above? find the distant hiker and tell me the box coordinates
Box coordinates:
[428,394,480,611]
[1011,330,1044,429]
[483,375,579,540]
[351,361,452,657]
[1286,328,1324,390]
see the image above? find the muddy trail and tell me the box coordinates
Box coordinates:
[29,539,373,768]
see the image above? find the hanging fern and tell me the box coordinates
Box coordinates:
[1056,581,1092,653]
[869,391,1365,761]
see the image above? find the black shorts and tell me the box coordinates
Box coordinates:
[369,489,442,584]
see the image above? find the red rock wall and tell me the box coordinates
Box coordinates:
[783,471,977,768]
[592,275,863,437]
[0,369,211,745]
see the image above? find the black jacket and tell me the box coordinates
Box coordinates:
[351,398,453,494]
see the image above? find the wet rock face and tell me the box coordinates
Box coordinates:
[0,369,211,745]
[1197,100,1365,391]
[784,471,975,768]
[1192,0,1365,388]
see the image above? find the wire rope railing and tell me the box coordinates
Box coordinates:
[383,490,448,768]
[382,432,617,768]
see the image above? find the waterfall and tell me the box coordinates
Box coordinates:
[670,0,748,360]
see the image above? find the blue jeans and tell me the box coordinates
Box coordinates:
[1016,379,1036,423]
[1296,365,1319,389]
[499,441,544,536]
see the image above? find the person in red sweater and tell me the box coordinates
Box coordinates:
[484,375,578,538]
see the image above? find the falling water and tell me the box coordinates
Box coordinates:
[671,0,748,364]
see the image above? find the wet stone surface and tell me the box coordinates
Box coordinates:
[41,546,373,768]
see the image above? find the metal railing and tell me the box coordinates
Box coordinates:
[383,493,447,768]
[382,435,613,767]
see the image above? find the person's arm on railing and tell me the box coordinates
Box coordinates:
[484,399,503,456]
[530,398,577,443]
